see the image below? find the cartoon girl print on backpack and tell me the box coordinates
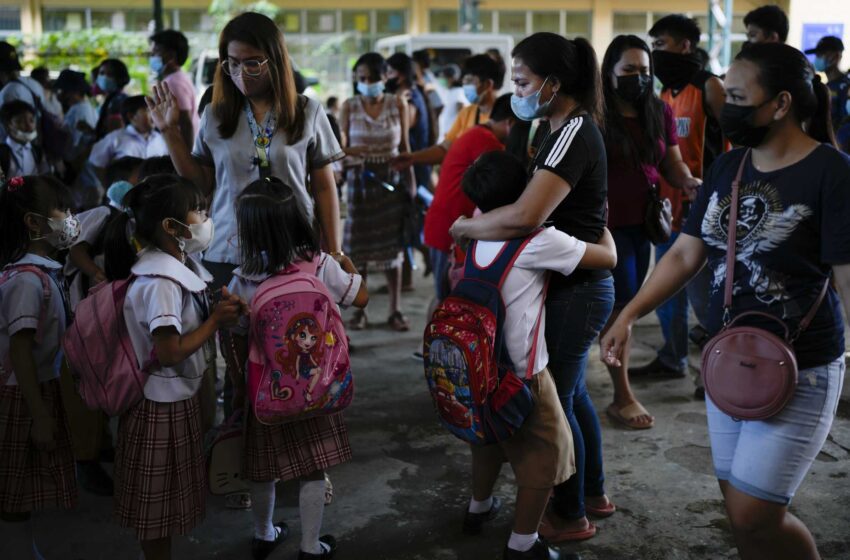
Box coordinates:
[275,312,327,402]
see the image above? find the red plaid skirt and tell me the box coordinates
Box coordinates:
[0,379,77,513]
[245,411,352,482]
[114,396,206,540]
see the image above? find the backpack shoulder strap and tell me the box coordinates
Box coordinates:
[462,229,545,288]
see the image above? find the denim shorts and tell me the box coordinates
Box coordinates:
[706,357,845,504]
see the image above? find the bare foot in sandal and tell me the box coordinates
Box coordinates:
[388,311,410,331]
[606,400,654,429]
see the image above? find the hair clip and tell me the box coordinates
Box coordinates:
[6,176,24,192]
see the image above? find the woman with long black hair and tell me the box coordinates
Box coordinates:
[599,35,701,430]
[603,43,850,560]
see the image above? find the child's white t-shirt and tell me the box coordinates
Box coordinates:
[89,125,168,168]
[124,249,214,403]
[0,254,67,385]
[227,253,362,337]
[472,227,586,376]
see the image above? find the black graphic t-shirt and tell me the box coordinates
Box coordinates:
[684,145,850,369]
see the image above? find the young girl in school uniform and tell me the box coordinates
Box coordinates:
[227,177,368,560]
[102,174,244,560]
[0,175,80,560]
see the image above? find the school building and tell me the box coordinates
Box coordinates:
[2,0,849,62]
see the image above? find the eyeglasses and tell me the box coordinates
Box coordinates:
[221,58,269,77]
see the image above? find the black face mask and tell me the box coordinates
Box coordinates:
[615,74,653,103]
[385,77,400,94]
[651,50,702,90]
[719,101,774,148]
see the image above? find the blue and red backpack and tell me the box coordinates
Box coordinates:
[423,231,547,445]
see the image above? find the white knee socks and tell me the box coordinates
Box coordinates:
[299,479,327,554]
[250,480,278,541]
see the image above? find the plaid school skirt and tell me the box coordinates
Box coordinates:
[113,395,206,541]
[0,379,77,513]
[245,411,352,482]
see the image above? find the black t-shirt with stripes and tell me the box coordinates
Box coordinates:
[530,114,610,287]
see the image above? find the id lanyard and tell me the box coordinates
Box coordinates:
[245,101,277,178]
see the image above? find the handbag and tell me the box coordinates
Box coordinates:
[701,149,830,420]
[644,183,673,245]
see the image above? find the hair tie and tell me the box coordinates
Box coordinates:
[6,176,24,192]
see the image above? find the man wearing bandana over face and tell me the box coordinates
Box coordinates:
[629,15,726,388]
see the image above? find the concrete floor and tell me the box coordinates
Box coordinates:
[12,268,850,560]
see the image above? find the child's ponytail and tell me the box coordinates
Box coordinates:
[103,209,137,281]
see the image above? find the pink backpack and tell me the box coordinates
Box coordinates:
[63,277,155,416]
[0,265,52,387]
[247,257,353,425]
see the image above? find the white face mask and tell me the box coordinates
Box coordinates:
[10,127,37,144]
[231,73,248,96]
[170,217,214,255]
[30,210,81,250]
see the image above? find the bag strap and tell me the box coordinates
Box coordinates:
[792,277,831,341]
[722,149,751,322]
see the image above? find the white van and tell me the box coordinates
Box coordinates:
[374,33,514,93]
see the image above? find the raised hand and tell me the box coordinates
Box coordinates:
[145,82,180,133]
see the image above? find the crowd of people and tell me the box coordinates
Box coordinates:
[1,4,849,560]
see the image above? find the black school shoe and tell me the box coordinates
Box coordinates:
[251,522,289,560]
[504,538,581,560]
[298,535,337,559]
[462,496,503,535]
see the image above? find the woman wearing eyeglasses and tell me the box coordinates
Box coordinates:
[145,12,345,298]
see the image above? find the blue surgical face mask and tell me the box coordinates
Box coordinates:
[356,81,385,98]
[96,74,118,94]
[813,56,828,72]
[463,84,479,104]
[510,77,554,122]
[149,55,164,75]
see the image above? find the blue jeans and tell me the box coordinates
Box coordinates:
[654,233,690,371]
[546,276,615,520]
[611,226,651,309]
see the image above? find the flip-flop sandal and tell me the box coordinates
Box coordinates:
[585,499,617,518]
[606,402,655,430]
[538,514,597,543]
